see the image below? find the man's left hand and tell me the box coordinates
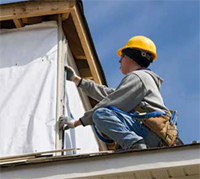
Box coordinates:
[59,116,75,130]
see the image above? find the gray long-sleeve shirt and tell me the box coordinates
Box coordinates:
[79,69,170,126]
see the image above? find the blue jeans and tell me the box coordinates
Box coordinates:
[93,107,161,150]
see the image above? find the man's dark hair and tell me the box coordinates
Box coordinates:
[122,48,152,68]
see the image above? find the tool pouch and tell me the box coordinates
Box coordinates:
[142,115,178,146]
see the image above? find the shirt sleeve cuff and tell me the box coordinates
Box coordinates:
[77,78,83,87]
[79,118,85,126]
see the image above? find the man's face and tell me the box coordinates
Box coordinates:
[119,54,134,75]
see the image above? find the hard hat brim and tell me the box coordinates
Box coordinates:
[117,47,157,61]
[117,46,127,57]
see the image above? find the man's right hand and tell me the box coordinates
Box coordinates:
[65,65,82,86]
[65,65,76,81]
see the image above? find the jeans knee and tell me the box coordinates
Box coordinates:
[92,108,108,125]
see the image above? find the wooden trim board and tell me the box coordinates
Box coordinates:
[55,14,65,152]
[0,148,80,161]
[71,5,102,84]
[0,1,72,21]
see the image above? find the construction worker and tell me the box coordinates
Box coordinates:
[60,36,176,150]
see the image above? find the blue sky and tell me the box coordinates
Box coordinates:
[83,0,200,144]
[1,0,199,144]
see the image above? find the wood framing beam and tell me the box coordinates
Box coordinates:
[0,1,72,21]
[79,68,92,78]
[85,76,94,80]
[71,4,102,84]
[75,55,87,60]
[62,13,70,21]
[13,18,23,28]
[62,15,85,59]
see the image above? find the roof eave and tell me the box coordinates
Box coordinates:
[1,144,200,178]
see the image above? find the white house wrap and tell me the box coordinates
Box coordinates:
[0,22,98,157]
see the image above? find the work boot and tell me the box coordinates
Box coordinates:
[115,140,147,153]
[130,139,147,150]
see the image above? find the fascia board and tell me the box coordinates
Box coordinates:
[1,144,200,178]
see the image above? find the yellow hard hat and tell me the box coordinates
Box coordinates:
[117,36,157,61]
